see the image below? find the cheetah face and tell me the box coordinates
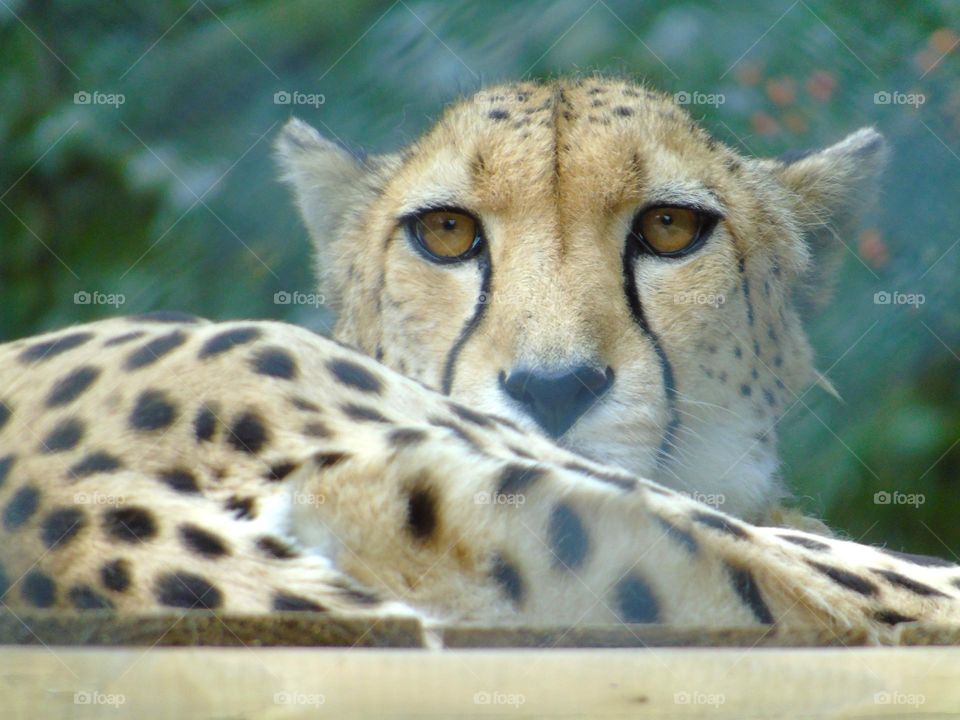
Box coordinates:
[277,78,885,521]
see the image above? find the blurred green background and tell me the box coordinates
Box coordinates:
[1,0,958,554]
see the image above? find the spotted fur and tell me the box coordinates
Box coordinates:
[0,79,954,644]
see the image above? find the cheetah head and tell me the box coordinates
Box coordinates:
[276,78,886,521]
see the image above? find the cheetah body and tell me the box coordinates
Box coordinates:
[1,79,958,644]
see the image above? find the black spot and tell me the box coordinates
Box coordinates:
[872,568,948,598]
[68,585,114,610]
[740,384,752,397]
[290,397,320,412]
[314,452,347,469]
[388,427,427,447]
[179,524,230,558]
[130,390,178,431]
[193,405,217,442]
[158,468,199,493]
[104,507,158,543]
[3,486,40,530]
[727,564,775,624]
[45,365,101,407]
[69,452,123,478]
[880,548,957,568]
[252,347,298,379]
[125,330,188,369]
[763,388,776,406]
[428,417,480,449]
[613,105,633,116]
[0,454,13,486]
[41,508,86,549]
[0,401,11,430]
[778,534,831,552]
[548,503,589,569]
[227,411,269,454]
[875,609,916,626]
[225,496,256,520]
[491,553,524,606]
[342,403,388,423]
[331,579,380,605]
[808,561,878,597]
[496,463,544,496]
[103,330,145,347]
[303,421,331,438]
[488,108,510,120]
[129,311,201,323]
[327,359,382,393]
[265,462,298,482]
[691,511,749,539]
[449,403,493,427]
[257,536,298,559]
[40,418,85,453]
[101,559,131,592]
[155,571,222,609]
[273,593,326,612]
[198,327,261,358]
[654,515,698,554]
[615,574,660,623]
[21,570,56,608]
[19,332,93,363]
[406,486,438,541]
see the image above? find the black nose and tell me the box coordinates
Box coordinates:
[499,364,614,438]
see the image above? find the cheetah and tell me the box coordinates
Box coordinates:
[0,78,957,645]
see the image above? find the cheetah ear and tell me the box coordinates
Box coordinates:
[274,118,397,299]
[771,127,888,311]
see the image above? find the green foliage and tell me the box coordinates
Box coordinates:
[1,0,958,552]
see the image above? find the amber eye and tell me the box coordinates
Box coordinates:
[635,206,705,256]
[410,209,482,261]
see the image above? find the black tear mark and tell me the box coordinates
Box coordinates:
[622,242,679,467]
[441,253,492,395]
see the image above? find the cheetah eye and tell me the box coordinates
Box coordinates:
[406,209,483,263]
[631,206,713,257]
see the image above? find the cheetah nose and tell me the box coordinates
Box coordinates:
[499,364,614,439]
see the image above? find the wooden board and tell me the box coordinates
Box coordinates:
[3,645,960,718]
